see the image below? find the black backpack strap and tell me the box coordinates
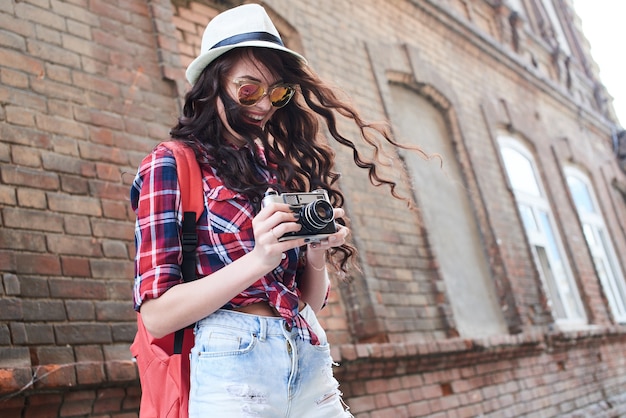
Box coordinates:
[181,211,198,281]
[173,210,198,354]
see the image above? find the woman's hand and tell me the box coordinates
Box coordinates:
[250,201,307,271]
[307,207,349,253]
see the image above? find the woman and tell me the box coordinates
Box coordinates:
[131,4,418,417]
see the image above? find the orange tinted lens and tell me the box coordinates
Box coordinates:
[237,83,264,106]
[269,85,294,107]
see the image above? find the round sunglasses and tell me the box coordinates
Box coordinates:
[232,78,296,108]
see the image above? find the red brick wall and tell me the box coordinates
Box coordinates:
[1,0,626,417]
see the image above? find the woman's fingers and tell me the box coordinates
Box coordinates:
[308,224,349,251]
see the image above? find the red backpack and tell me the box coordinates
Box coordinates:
[131,141,203,418]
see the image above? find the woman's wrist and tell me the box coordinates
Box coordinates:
[306,248,327,271]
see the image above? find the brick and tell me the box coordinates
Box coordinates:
[0,48,44,76]
[6,105,37,128]
[75,345,104,363]
[35,113,89,139]
[348,394,377,414]
[49,136,79,157]
[0,347,31,368]
[30,77,85,104]
[93,388,124,414]
[26,324,56,345]
[0,184,17,205]
[73,71,123,98]
[60,256,92,277]
[106,280,133,300]
[75,363,106,386]
[11,322,32,345]
[1,165,59,190]
[23,405,60,418]
[1,324,13,344]
[89,126,115,146]
[89,181,130,201]
[102,240,129,259]
[25,392,64,405]
[79,142,129,165]
[74,346,106,385]
[95,162,123,182]
[41,152,97,177]
[63,33,108,62]
[47,234,103,257]
[66,19,92,39]
[54,323,112,345]
[0,395,25,414]
[33,363,76,390]
[0,253,15,275]
[17,188,47,209]
[63,214,92,235]
[3,207,65,233]
[60,175,89,194]
[103,346,136,381]
[47,192,102,216]
[0,24,27,49]
[35,23,62,46]
[3,273,20,295]
[90,259,133,280]
[0,367,33,395]
[17,276,50,298]
[44,63,73,84]
[65,300,95,321]
[0,4,34,34]
[88,0,131,23]
[111,323,136,342]
[0,298,23,321]
[95,301,135,321]
[92,219,133,240]
[14,253,61,275]
[15,2,66,30]
[59,394,95,417]
[102,200,131,220]
[120,387,141,412]
[49,278,107,299]
[50,0,99,24]
[22,299,66,321]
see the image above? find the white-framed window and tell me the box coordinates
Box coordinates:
[498,137,586,325]
[565,167,626,323]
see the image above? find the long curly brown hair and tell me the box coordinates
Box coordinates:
[170,47,419,273]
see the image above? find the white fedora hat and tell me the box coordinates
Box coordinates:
[185,4,307,85]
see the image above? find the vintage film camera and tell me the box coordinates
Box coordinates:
[262,189,337,243]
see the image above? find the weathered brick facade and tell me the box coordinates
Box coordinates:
[1,0,625,417]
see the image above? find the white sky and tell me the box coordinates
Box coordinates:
[573,0,625,127]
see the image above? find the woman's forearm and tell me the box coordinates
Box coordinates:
[139,250,269,338]
[298,249,330,313]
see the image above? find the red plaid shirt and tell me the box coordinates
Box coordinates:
[131,143,324,344]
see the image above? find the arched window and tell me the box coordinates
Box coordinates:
[499,137,586,325]
[389,84,507,337]
[565,167,626,323]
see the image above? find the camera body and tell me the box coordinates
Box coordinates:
[262,189,337,242]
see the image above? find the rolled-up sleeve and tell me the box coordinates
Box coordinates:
[130,146,183,311]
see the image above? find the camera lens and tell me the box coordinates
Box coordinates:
[300,200,334,231]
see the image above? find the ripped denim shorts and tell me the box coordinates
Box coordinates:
[188,305,352,418]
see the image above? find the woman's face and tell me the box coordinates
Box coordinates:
[218,55,282,146]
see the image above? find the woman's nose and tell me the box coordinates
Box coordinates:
[257,94,273,111]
